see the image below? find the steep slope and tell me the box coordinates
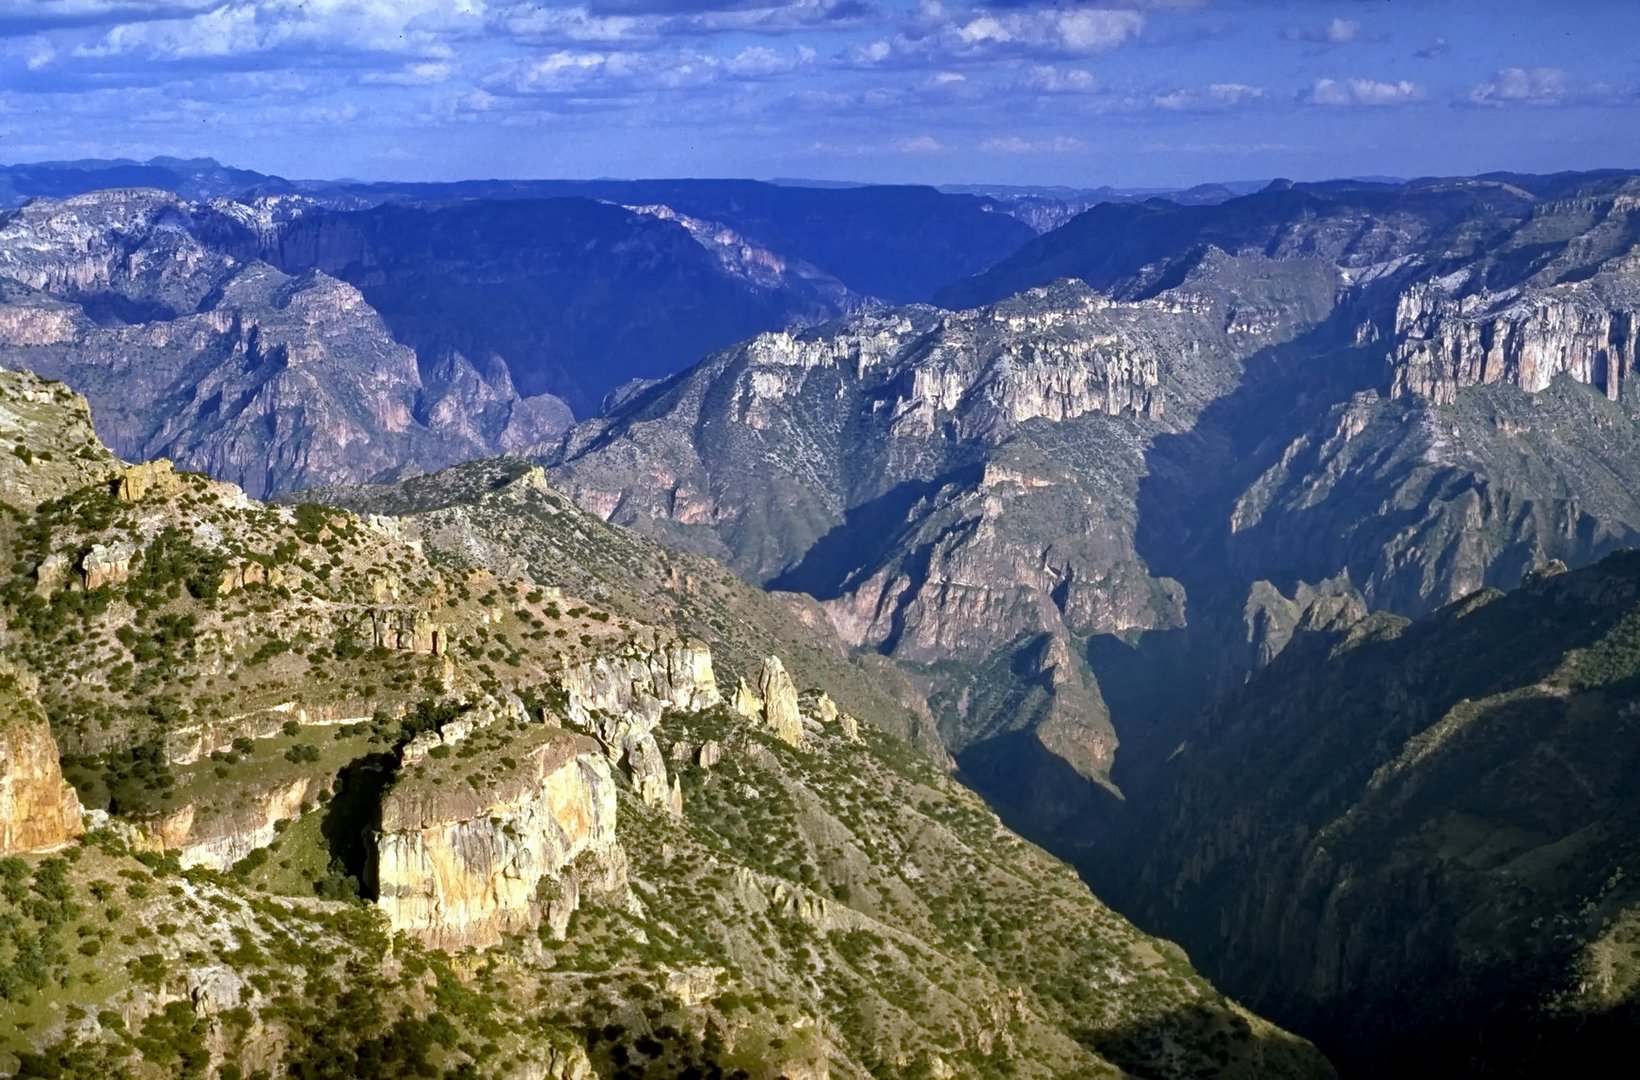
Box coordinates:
[297,458,949,760]
[0,368,1332,1078]
[0,177,1034,489]
[935,176,1541,309]
[0,662,83,855]
[0,162,1041,302]
[327,178,1037,305]
[1108,552,1640,1077]
[548,169,1640,862]
[269,197,856,413]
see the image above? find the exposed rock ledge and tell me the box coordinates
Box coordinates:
[0,663,84,855]
[558,635,719,815]
[1389,283,1639,404]
[130,775,321,871]
[373,725,625,950]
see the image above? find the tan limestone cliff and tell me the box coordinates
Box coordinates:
[1389,283,1639,404]
[756,656,804,747]
[373,725,624,950]
[115,459,187,502]
[0,665,84,854]
[130,775,319,871]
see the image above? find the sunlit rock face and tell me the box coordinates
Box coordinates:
[373,728,623,950]
[558,635,720,813]
[0,664,84,856]
[1390,282,1640,404]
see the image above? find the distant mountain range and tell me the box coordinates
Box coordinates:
[0,162,1037,492]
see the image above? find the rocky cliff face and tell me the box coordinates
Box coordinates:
[0,188,255,314]
[0,365,120,508]
[296,457,953,761]
[131,774,318,871]
[265,197,858,414]
[556,635,720,813]
[545,175,1640,1040]
[731,655,805,747]
[0,665,83,855]
[550,268,1323,804]
[0,356,1333,1079]
[1389,283,1638,404]
[374,721,624,950]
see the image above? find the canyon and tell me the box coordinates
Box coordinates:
[5,164,1640,1075]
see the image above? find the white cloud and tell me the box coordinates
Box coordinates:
[1025,65,1097,93]
[498,6,646,46]
[1286,17,1359,45]
[1153,82,1263,111]
[363,61,454,85]
[848,39,892,64]
[801,133,949,156]
[896,134,944,153]
[724,44,814,78]
[497,0,869,45]
[1415,37,1450,59]
[946,8,1143,55]
[74,0,485,62]
[1304,77,1423,107]
[1463,67,1568,107]
[489,42,814,96]
[857,4,1144,67]
[979,135,1083,154]
[25,39,56,69]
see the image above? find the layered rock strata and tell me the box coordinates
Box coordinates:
[373,725,623,950]
[557,636,719,814]
[1389,283,1640,404]
[0,665,84,854]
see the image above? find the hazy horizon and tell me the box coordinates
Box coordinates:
[4,1,1639,188]
[11,152,1640,196]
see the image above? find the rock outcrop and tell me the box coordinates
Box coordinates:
[732,656,805,747]
[0,366,120,509]
[115,459,186,503]
[1242,577,1368,671]
[0,191,569,497]
[756,656,804,747]
[1389,283,1639,404]
[557,636,719,812]
[0,665,84,854]
[79,539,138,589]
[373,725,624,950]
[130,775,317,871]
[557,636,720,715]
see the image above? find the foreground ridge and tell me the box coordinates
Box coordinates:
[0,368,1331,1078]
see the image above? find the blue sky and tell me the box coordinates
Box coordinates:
[2,0,1638,187]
